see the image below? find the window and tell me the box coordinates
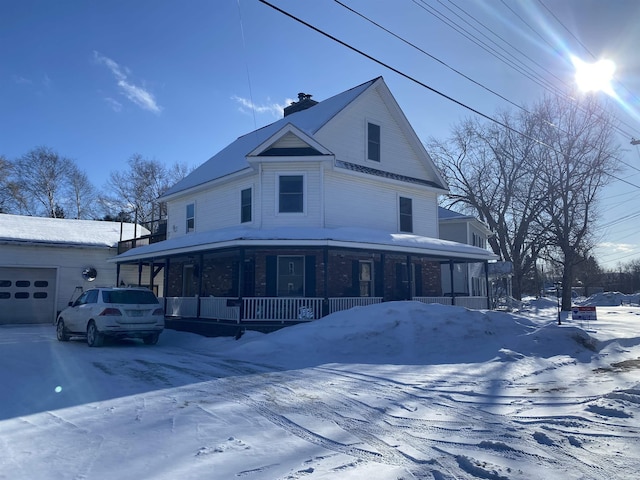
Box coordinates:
[367,122,380,162]
[279,175,304,213]
[241,188,252,223]
[399,197,413,233]
[359,261,373,297]
[186,203,195,233]
[277,256,304,296]
[472,233,486,249]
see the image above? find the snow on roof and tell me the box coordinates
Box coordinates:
[0,214,149,248]
[160,78,380,199]
[438,206,473,220]
[113,225,498,263]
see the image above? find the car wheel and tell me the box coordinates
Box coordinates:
[87,321,103,347]
[56,319,70,342]
[143,333,160,345]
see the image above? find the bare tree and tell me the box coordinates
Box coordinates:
[102,154,190,226]
[12,147,77,217]
[430,94,620,306]
[0,155,16,213]
[68,166,98,219]
[429,112,550,300]
[533,94,620,310]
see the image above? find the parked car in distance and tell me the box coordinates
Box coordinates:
[56,287,164,347]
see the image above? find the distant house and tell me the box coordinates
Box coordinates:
[0,214,148,324]
[113,77,497,334]
[438,207,494,299]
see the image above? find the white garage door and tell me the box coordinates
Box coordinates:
[0,268,57,324]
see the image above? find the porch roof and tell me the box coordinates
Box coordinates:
[112,226,498,263]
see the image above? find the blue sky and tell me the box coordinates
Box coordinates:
[2,0,640,269]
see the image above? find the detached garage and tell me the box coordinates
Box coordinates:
[0,214,148,325]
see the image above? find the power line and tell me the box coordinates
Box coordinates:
[334,0,530,115]
[419,0,639,141]
[536,0,640,110]
[258,0,550,148]
[259,0,640,192]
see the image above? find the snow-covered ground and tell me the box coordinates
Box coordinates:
[1,296,639,479]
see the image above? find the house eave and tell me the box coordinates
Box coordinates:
[159,167,254,202]
[111,227,497,264]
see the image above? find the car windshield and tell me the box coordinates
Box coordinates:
[102,290,159,305]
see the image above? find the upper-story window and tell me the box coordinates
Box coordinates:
[399,196,413,233]
[367,122,380,162]
[279,175,304,213]
[186,203,195,233]
[472,232,486,249]
[241,188,252,223]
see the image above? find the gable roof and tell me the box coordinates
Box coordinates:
[161,78,379,200]
[0,214,148,248]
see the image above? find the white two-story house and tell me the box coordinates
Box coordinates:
[113,77,497,334]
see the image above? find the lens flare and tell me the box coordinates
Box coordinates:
[571,56,616,95]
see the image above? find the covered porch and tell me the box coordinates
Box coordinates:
[113,227,496,335]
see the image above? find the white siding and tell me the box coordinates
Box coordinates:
[260,163,323,229]
[324,170,439,237]
[439,222,468,244]
[0,244,142,321]
[316,86,435,183]
[166,180,256,238]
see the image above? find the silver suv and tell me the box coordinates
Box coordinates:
[56,287,164,347]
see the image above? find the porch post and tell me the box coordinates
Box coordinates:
[196,254,203,318]
[484,260,490,309]
[137,261,143,286]
[116,263,121,287]
[323,247,329,317]
[163,258,170,313]
[149,259,154,294]
[238,247,245,322]
[449,260,455,306]
[380,253,386,301]
[406,254,412,300]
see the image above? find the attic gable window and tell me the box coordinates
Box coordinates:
[186,203,195,233]
[399,196,413,233]
[279,175,304,213]
[367,122,380,162]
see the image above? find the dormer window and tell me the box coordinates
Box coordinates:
[367,122,380,162]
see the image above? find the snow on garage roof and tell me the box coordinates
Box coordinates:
[0,214,149,248]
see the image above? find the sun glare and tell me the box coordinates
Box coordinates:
[571,56,616,95]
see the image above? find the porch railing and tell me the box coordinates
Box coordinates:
[329,297,383,313]
[452,296,489,309]
[413,296,453,306]
[163,297,198,318]
[200,297,241,321]
[243,297,324,322]
[161,295,490,322]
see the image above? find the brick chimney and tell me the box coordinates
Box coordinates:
[284,92,318,117]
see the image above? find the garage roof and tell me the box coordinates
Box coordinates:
[0,214,149,248]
